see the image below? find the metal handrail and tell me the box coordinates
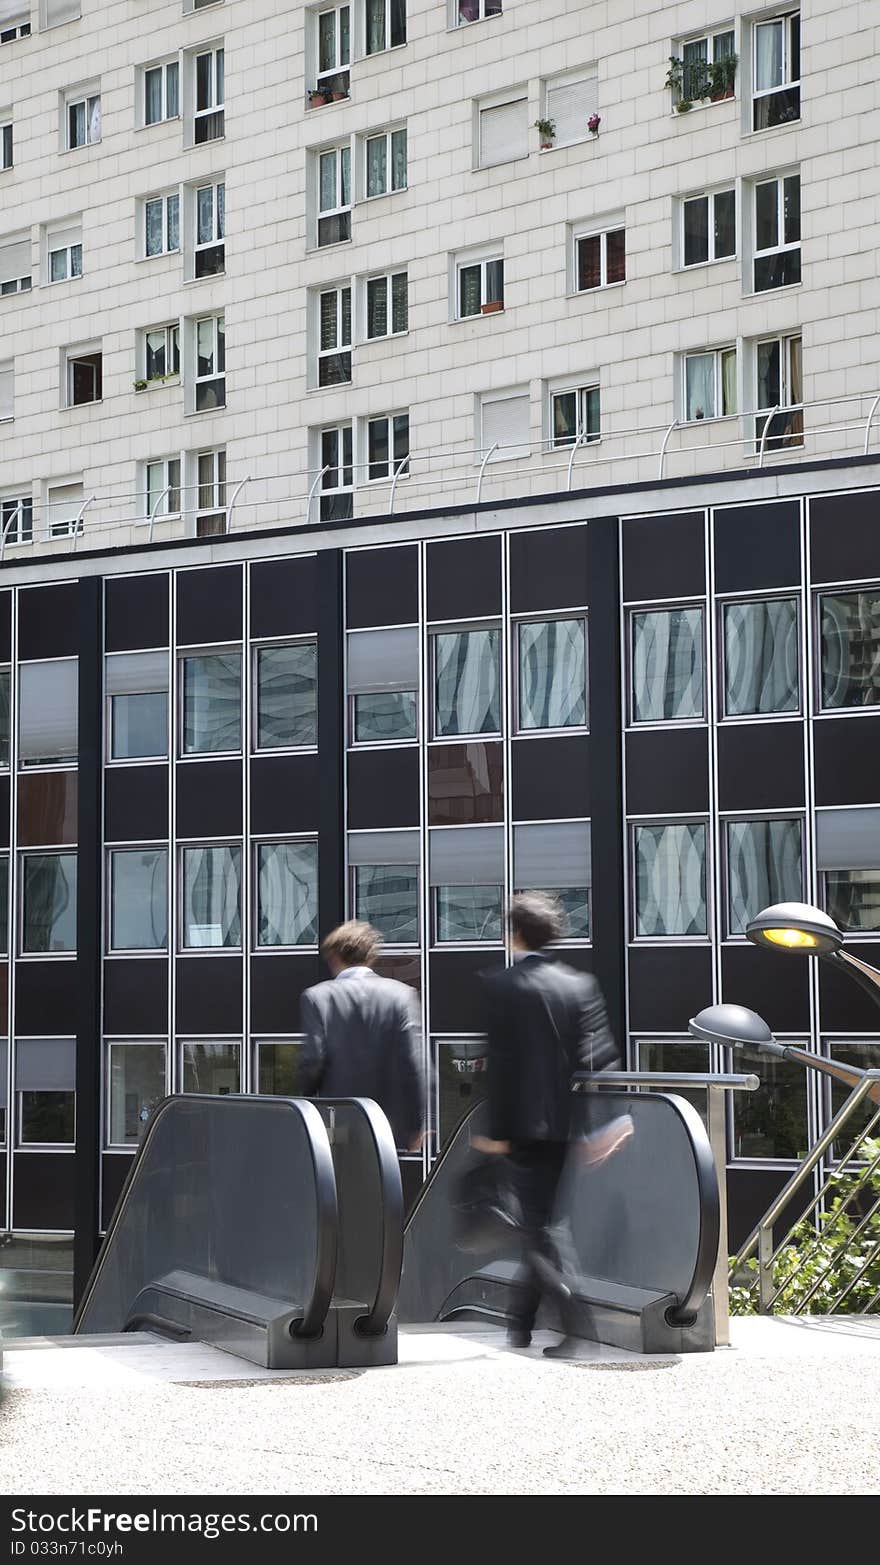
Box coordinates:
[865,392,880,455]
[576,1071,759,1091]
[388,454,410,516]
[475,441,498,505]
[658,420,680,481]
[225,474,251,532]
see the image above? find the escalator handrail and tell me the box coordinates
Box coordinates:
[404,1100,486,1232]
[74,1094,339,1340]
[321,1097,404,1336]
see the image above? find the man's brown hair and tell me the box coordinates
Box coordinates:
[321,919,382,968]
[508,891,564,951]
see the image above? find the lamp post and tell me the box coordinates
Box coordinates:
[689,1000,880,1104]
[746,900,880,1013]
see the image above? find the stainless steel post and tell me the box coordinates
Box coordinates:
[758,1225,774,1313]
[707,1086,730,1347]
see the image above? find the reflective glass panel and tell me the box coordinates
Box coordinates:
[726,818,803,936]
[354,864,419,945]
[723,598,799,716]
[182,845,241,948]
[22,853,77,953]
[181,1041,240,1094]
[820,592,880,709]
[256,644,317,749]
[110,849,168,951]
[354,691,417,743]
[257,841,318,947]
[434,629,500,737]
[518,619,586,730]
[436,885,502,943]
[108,1043,166,1145]
[634,824,707,937]
[181,652,241,754]
[632,607,703,722]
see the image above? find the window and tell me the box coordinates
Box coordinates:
[107,1042,166,1146]
[722,598,799,717]
[725,817,804,936]
[677,27,736,104]
[318,145,352,246]
[631,607,704,723]
[752,10,800,131]
[1,8,30,43]
[256,840,318,947]
[550,385,599,448]
[0,359,11,422]
[434,628,500,737]
[194,46,224,142]
[575,227,625,291]
[514,822,591,940]
[817,808,880,934]
[181,649,241,755]
[318,285,351,386]
[257,1039,301,1095]
[319,424,353,520]
[477,95,527,168]
[19,658,77,766]
[348,625,419,744]
[47,225,82,283]
[633,823,707,938]
[22,852,77,953]
[0,854,7,947]
[754,333,802,452]
[65,347,102,407]
[365,0,405,53]
[1,494,32,545]
[66,90,101,150]
[144,324,180,384]
[181,1040,241,1093]
[145,192,180,259]
[1,117,11,170]
[109,848,168,952]
[434,1036,489,1148]
[195,449,226,535]
[457,254,503,317]
[682,189,735,266]
[457,0,502,24]
[437,886,501,943]
[16,1039,76,1146]
[106,650,169,761]
[144,59,179,125]
[480,389,529,460]
[430,826,503,944]
[255,642,318,749]
[316,5,350,96]
[194,314,225,411]
[42,0,80,24]
[365,127,407,196]
[729,1044,807,1159]
[194,181,224,277]
[820,592,880,710]
[543,70,598,148]
[753,173,800,291]
[0,235,31,295]
[45,480,83,538]
[825,871,880,935]
[683,348,737,422]
[181,844,242,948]
[517,618,587,730]
[366,271,407,338]
[350,830,419,943]
[367,412,409,481]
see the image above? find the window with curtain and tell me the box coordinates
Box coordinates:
[109,849,168,951]
[576,228,625,291]
[257,840,318,947]
[457,0,502,23]
[67,91,101,149]
[181,1040,240,1094]
[181,650,241,754]
[22,852,77,953]
[194,181,225,278]
[144,60,179,126]
[366,271,407,339]
[256,643,317,749]
[354,865,419,944]
[551,386,599,448]
[752,10,800,130]
[631,607,703,723]
[317,4,350,87]
[318,146,352,246]
[457,256,503,317]
[318,285,351,386]
[517,618,587,730]
[633,823,707,937]
[754,333,802,452]
[366,0,406,53]
[319,424,354,520]
[434,628,500,737]
[726,817,803,936]
[194,314,225,411]
[193,45,224,142]
[365,127,407,197]
[181,844,242,948]
[684,349,737,422]
[107,1042,166,1145]
[820,591,880,709]
[145,193,179,258]
[722,598,799,716]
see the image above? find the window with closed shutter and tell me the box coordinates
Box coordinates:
[0,236,31,292]
[479,97,528,167]
[545,73,598,147]
[44,0,80,26]
[481,392,530,460]
[0,361,11,420]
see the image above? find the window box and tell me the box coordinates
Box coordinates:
[481,299,503,315]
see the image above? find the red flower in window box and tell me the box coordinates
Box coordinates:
[587,113,601,135]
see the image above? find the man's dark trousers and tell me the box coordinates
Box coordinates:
[509,1141,578,1335]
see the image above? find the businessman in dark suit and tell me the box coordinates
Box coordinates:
[477,892,624,1358]
[299,920,425,1152]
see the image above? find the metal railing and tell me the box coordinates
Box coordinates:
[731,1069,880,1315]
[577,1070,758,1347]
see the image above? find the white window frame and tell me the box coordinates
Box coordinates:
[0,116,11,170]
[143,322,181,384]
[0,11,30,44]
[143,191,180,259]
[65,89,101,150]
[317,423,354,516]
[45,479,84,537]
[0,492,33,545]
[46,229,82,285]
[193,447,227,531]
[316,4,350,87]
[363,126,407,198]
[751,10,800,129]
[673,25,737,105]
[145,456,182,520]
[454,0,502,27]
[192,313,225,413]
[364,0,405,55]
[143,58,179,127]
[365,411,409,484]
[751,171,800,293]
[193,44,224,144]
[752,333,803,451]
[476,91,528,169]
[549,383,600,450]
[541,69,599,150]
[193,179,225,278]
[0,234,31,296]
[681,347,738,424]
[572,223,625,293]
[680,187,737,268]
[0,359,11,422]
[364,269,407,339]
[317,283,352,386]
[454,250,504,320]
[64,346,101,409]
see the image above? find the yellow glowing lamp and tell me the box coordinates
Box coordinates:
[762,927,818,950]
[746,903,842,957]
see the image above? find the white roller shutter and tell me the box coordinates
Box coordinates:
[105,651,169,697]
[545,74,598,147]
[481,392,530,461]
[0,236,31,286]
[0,362,12,421]
[429,826,504,886]
[19,658,79,764]
[0,2,27,23]
[514,822,592,889]
[479,97,528,167]
[348,830,420,866]
[816,808,880,870]
[44,0,81,27]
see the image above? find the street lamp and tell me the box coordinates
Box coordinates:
[689,1002,880,1102]
[745,900,880,1013]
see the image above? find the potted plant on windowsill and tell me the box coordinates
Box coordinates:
[133,379,147,391]
[587,113,601,136]
[331,88,349,102]
[481,299,503,314]
[309,88,328,108]
[534,117,556,150]
[708,55,738,101]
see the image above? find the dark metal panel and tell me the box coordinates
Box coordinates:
[814,717,880,805]
[0,591,11,660]
[400,1157,424,1219]
[104,959,169,1035]
[74,575,103,1302]
[720,944,811,1032]
[726,1165,813,1254]
[15,961,78,1034]
[510,734,590,820]
[175,564,243,646]
[713,502,801,592]
[18,583,79,660]
[428,950,503,1033]
[176,759,243,839]
[13,1153,76,1231]
[0,774,9,850]
[374,953,421,991]
[509,525,589,612]
[586,515,625,1046]
[627,945,713,1032]
[250,754,320,836]
[346,545,419,629]
[0,964,6,1033]
[626,727,709,816]
[104,574,170,652]
[176,956,243,1034]
[249,556,318,638]
[428,742,503,825]
[18,771,78,847]
[819,942,880,1033]
[101,1152,135,1234]
[717,723,805,812]
[105,765,169,843]
[250,953,322,1033]
[810,490,880,584]
[318,549,344,942]
[426,535,502,622]
[622,511,706,602]
[347,747,420,829]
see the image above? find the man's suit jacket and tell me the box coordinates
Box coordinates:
[298,968,424,1149]
[484,953,619,1144]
